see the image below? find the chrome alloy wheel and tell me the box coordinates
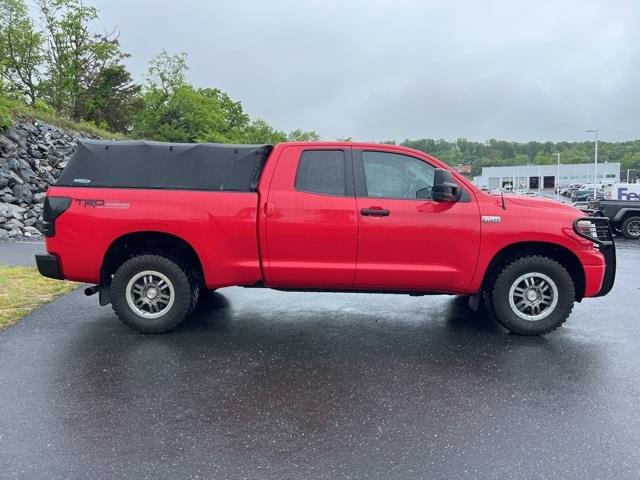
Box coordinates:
[126,270,175,319]
[508,272,559,321]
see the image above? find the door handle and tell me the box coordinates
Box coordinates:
[361,208,390,217]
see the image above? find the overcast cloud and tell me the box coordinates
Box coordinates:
[92,0,639,142]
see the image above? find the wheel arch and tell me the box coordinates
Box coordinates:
[615,208,640,223]
[101,231,205,289]
[482,241,586,301]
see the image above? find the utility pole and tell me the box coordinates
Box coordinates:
[586,129,599,199]
[553,153,560,200]
[538,165,541,194]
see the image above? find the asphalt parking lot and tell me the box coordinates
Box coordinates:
[1,240,640,479]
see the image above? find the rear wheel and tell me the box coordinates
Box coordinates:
[621,216,640,240]
[111,254,194,333]
[490,256,575,335]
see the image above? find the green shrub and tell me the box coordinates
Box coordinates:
[33,98,55,115]
[0,95,13,129]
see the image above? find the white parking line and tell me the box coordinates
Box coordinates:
[14,241,45,245]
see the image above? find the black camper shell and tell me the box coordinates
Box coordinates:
[56,139,273,192]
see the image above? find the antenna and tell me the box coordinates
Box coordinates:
[501,189,506,210]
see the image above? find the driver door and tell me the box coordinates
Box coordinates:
[354,149,481,292]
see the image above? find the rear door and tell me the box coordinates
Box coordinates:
[263,145,357,288]
[353,149,481,292]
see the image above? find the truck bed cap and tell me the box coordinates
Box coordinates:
[56,139,272,192]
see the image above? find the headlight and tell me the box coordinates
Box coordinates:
[574,219,598,240]
[573,217,613,245]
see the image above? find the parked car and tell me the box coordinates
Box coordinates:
[592,200,640,239]
[564,184,583,197]
[37,140,615,336]
[573,187,604,202]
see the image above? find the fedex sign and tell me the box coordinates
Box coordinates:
[618,188,640,201]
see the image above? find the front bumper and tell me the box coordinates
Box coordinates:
[35,254,64,280]
[573,217,616,297]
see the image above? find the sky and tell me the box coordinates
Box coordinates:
[92,0,639,143]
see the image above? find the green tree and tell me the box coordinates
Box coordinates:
[37,0,127,120]
[145,49,188,95]
[0,64,13,128]
[0,0,44,105]
[135,84,251,143]
[287,129,320,141]
[135,51,265,143]
[241,119,287,144]
[82,63,142,132]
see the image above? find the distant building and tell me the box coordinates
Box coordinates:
[473,163,620,191]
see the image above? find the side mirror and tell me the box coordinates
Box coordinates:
[432,168,461,202]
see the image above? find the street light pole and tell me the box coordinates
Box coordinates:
[553,153,560,200]
[586,129,599,199]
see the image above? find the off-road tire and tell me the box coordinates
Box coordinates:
[490,255,575,335]
[186,270,200,315]
[111,254,194,333]
[621,216,640,240]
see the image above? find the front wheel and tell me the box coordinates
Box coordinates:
[110,254,194,333]
[490,256,575,335]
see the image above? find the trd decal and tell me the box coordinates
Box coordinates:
[75,199,130,209]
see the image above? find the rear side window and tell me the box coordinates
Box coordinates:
[295,150,346,196]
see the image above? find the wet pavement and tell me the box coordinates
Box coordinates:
[1,240,639,479]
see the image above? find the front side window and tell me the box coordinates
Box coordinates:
[362,151,435,199]
[295,150,346,196]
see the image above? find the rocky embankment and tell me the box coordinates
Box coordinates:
[0,117,86,240]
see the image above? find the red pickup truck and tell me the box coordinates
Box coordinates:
[36,140,615,335]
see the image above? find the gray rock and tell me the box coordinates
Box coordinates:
[0,134,17,152]
[5,128,27,149]
[29,149,43,160]
[23,226,41,235]
[5,157,20,171]
[0,202,26,216]
[9,170,24,185]
[0,229,9,241]
[12,184,33,203]
[5,218,24,228]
